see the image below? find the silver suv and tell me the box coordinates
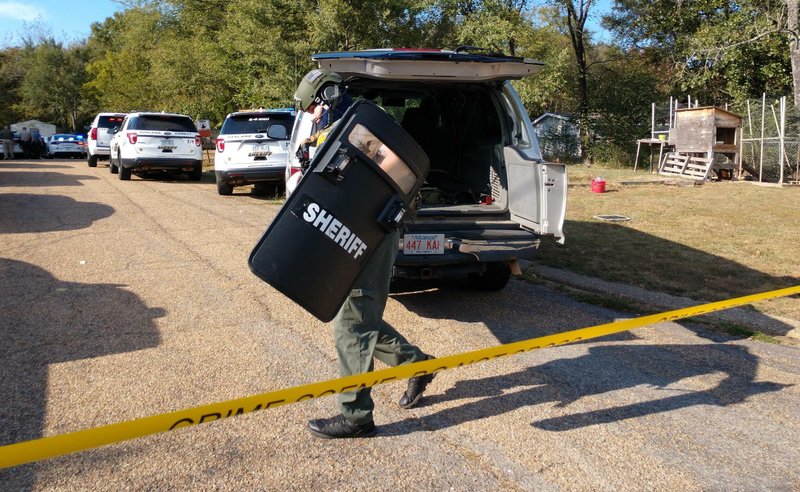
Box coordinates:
[292,49,567,290]
[87,112,127,167]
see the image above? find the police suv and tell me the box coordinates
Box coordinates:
[290,48,567,290]
[86,112,127,167]
[214,108,294,195]
[108,112,203,181]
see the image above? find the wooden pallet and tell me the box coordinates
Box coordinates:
[658,152,714,180]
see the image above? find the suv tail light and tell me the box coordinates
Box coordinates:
[215,138,225,153]
[127,132,138,144]
[90,128,97,140]
[194,135,201,147]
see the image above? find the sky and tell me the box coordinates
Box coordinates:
[0,0,123,47]
[0,0,613,48]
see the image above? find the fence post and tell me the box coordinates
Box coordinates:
[759,94,766,182]
[779,96,786,185]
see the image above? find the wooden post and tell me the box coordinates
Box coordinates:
[743,99,752,179]
[651,103,656,139]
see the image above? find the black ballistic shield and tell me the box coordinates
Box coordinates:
[249,100,430,322]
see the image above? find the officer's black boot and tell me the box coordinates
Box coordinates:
[307,415,376,439]
[399,356,436,409]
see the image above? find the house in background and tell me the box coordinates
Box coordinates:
[531,112,581,162]
[11,120,57,139]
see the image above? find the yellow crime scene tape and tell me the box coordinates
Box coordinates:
[1,284,799,469]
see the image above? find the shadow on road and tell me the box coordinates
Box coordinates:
[380,342,788,436]
[0,194,114,233]
[0,162,72,170]
[0,259,164,488]
[0,170,100,187]
[389,253,794,436]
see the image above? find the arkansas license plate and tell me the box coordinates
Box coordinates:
[403,233,445,255]
[158,139,175,150]
[249,144,272,158]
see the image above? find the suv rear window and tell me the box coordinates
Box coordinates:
[220,113,292,139]
[130,115,197,132]
[98,116,125,128]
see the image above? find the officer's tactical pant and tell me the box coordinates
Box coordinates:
[334,229,426,425]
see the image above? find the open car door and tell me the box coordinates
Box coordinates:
[502,84,566,244]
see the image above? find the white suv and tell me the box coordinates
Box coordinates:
[108,112,203,181]
[86,113,127,167]
[289,48,567,290]
[214,108,294,195]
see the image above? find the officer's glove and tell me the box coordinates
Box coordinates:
[296,142,309,160]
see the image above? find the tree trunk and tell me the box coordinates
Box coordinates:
[789,0,800,107]
[563,0,593,163]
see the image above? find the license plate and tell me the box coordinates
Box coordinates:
[403,233,445,255]
[248,144,272,158]
[158,139,176,150]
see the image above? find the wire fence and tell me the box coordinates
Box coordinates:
[734,96,800,184]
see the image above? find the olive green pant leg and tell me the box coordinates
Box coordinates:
[334,230,425,425]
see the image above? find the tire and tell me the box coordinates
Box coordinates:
[88,154,98,167]
[109,152,118,174]
[189,163,203,181]
[468,262,511,291]
[216,179,233,195]
[118,153,130,180]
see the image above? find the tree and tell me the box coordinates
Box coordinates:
[604,0,794,105]
[17,38,91,131]
[786,0,799,105]
[0,47,25,125]
[551,0,595,162]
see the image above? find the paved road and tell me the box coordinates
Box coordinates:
[2,159,799,490]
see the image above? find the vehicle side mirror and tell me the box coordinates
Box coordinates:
[267,125,287,140]
[109,127,119,134]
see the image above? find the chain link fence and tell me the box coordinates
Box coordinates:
[733,96,800,184]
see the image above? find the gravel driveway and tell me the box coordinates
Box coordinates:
[1,159,799,490]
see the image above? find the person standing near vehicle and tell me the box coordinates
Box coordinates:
[18,126,31,158]
[30,127,41,158]
[0,125,13,159]
[293,69,437,439]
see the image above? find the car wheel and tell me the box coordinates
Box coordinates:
[216,179,233,195]
[189,163,203,181]
[118,157,131,180]
[109,153,118,174]
[118,167,131,180]
[88,154,98,167]
[468,262,511,291]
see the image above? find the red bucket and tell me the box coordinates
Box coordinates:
[591,177,606,193]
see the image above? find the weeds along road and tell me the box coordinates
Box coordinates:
[2,158,800,490]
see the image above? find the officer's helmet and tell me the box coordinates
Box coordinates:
[294,69,344,113]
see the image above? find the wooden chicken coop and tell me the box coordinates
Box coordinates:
[659,106,742,180]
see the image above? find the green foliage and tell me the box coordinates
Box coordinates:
[0,0,793,164]
[0,47,25,125]
[604,0,793,104]
[16,38,91,131]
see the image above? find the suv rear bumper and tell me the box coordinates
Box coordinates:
[215,168,285,185]
[121,157,202,171]
[393,232,540,280]
[90,146,110,157]
[51,151,87,158]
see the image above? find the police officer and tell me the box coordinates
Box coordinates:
[293,69,436,439]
